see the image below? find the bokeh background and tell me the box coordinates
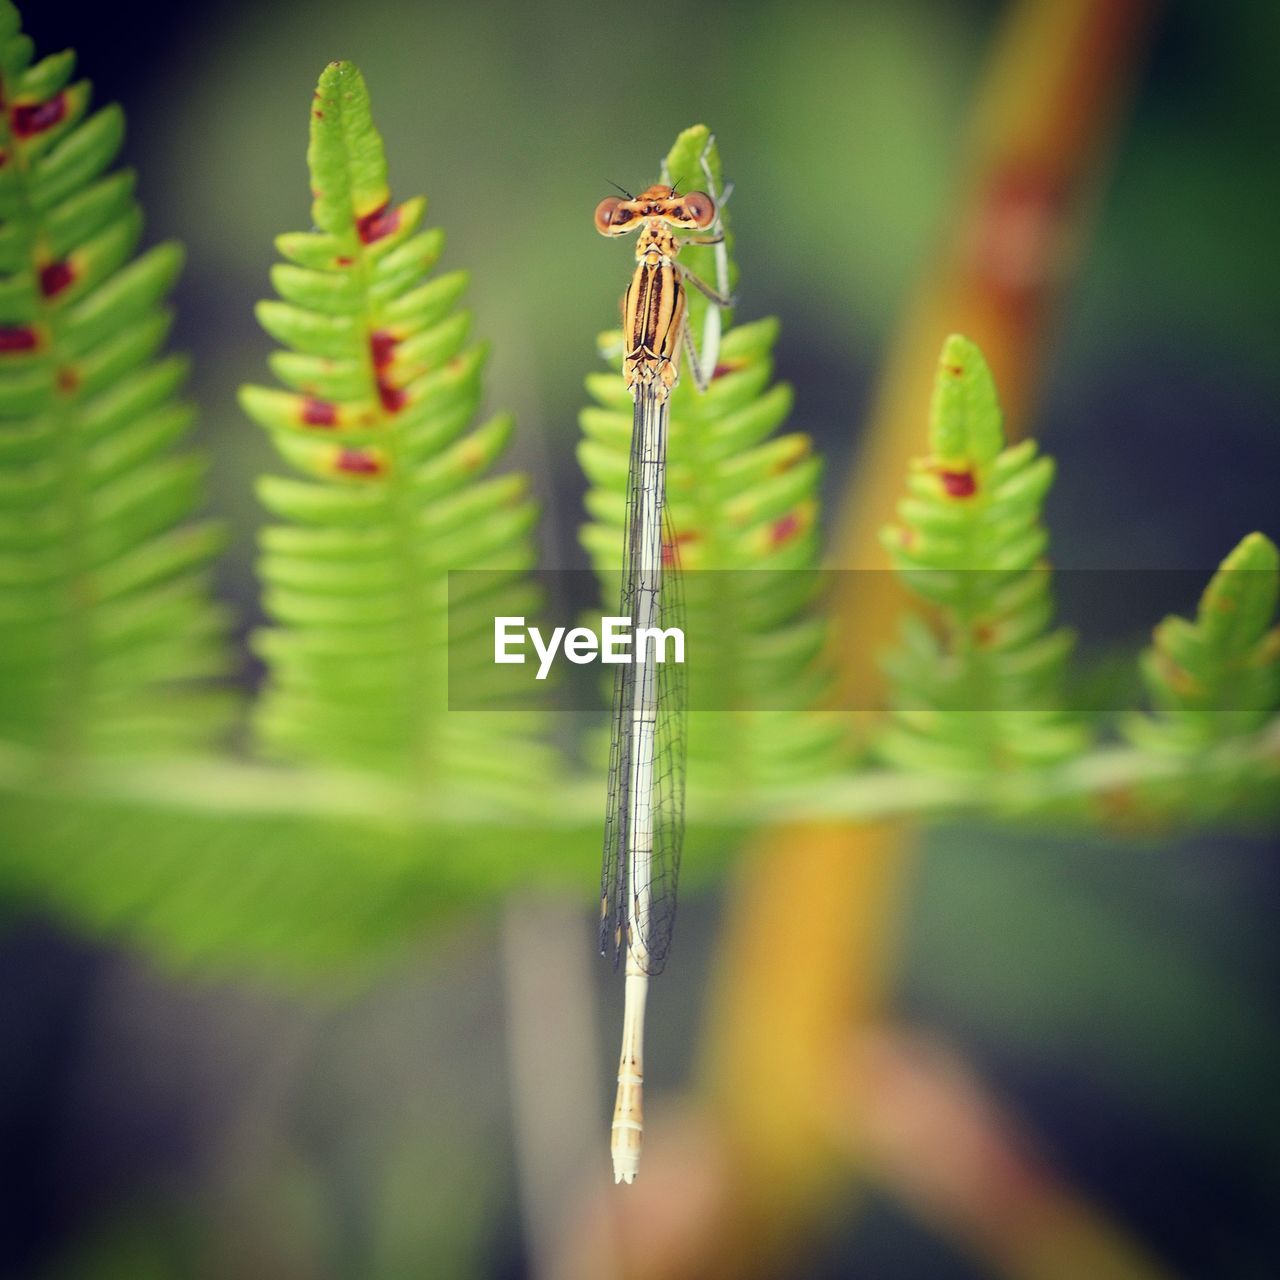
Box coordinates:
[2,0,1278,1276]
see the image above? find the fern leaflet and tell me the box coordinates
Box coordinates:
[240,61,546,795]
[1128,532,1279,752]
[0,0,228,758]
[879,334,1085,772]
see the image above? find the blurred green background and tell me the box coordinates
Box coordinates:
[2,0,1278,1277]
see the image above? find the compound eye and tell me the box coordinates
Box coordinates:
[594,196,625,234]
[683,190,715,228]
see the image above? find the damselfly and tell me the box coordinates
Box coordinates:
[594,137,732,1184]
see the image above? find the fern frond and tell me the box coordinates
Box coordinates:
[241,61,545,794]
[579,126,845,793]
[1127,532,1280,753]
[878,334,1086,773]
[0,0,229,757]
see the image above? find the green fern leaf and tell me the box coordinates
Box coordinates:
[579,126,845,794]
[1127,532,1280,753]
[879,334,1086,773]
[241,61,545,793]
[0,0,229,757]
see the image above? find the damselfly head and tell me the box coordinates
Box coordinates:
[594,185,716,237]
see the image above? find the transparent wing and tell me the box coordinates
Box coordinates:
[600,391,687,975]
[600,646,631,968]
[642,504,686,974]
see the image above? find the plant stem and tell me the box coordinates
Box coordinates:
[0,724,1272,830]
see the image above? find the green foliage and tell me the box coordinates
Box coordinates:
[0,3,1274,985]
[879,334,1086,773]
[1127,532,1280,752]
[0,0,228,757]
[0,753,748,979]
[240,61,546,794]
[579,125,846,793]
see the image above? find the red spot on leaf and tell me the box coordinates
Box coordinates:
[661,531,699,567]
[944,363,964,377]
[939,469,977,498]
[334,255,354,267]
[301,397,338,428]
[377,378,406,413]
[771,512,802,547]
[56,366,78,392]
[0,150,8,168]
[369,330,398,369]
[0,325,38,353]
[11,94,67,138]
[1095,784,1147,831]
[712,361,738,380]
[336,448,383,476]
[39,260,75,298]
[356,202,400,245]
[899,527,916,549]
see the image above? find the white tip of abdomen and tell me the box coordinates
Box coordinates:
[613,1147,641,1184]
